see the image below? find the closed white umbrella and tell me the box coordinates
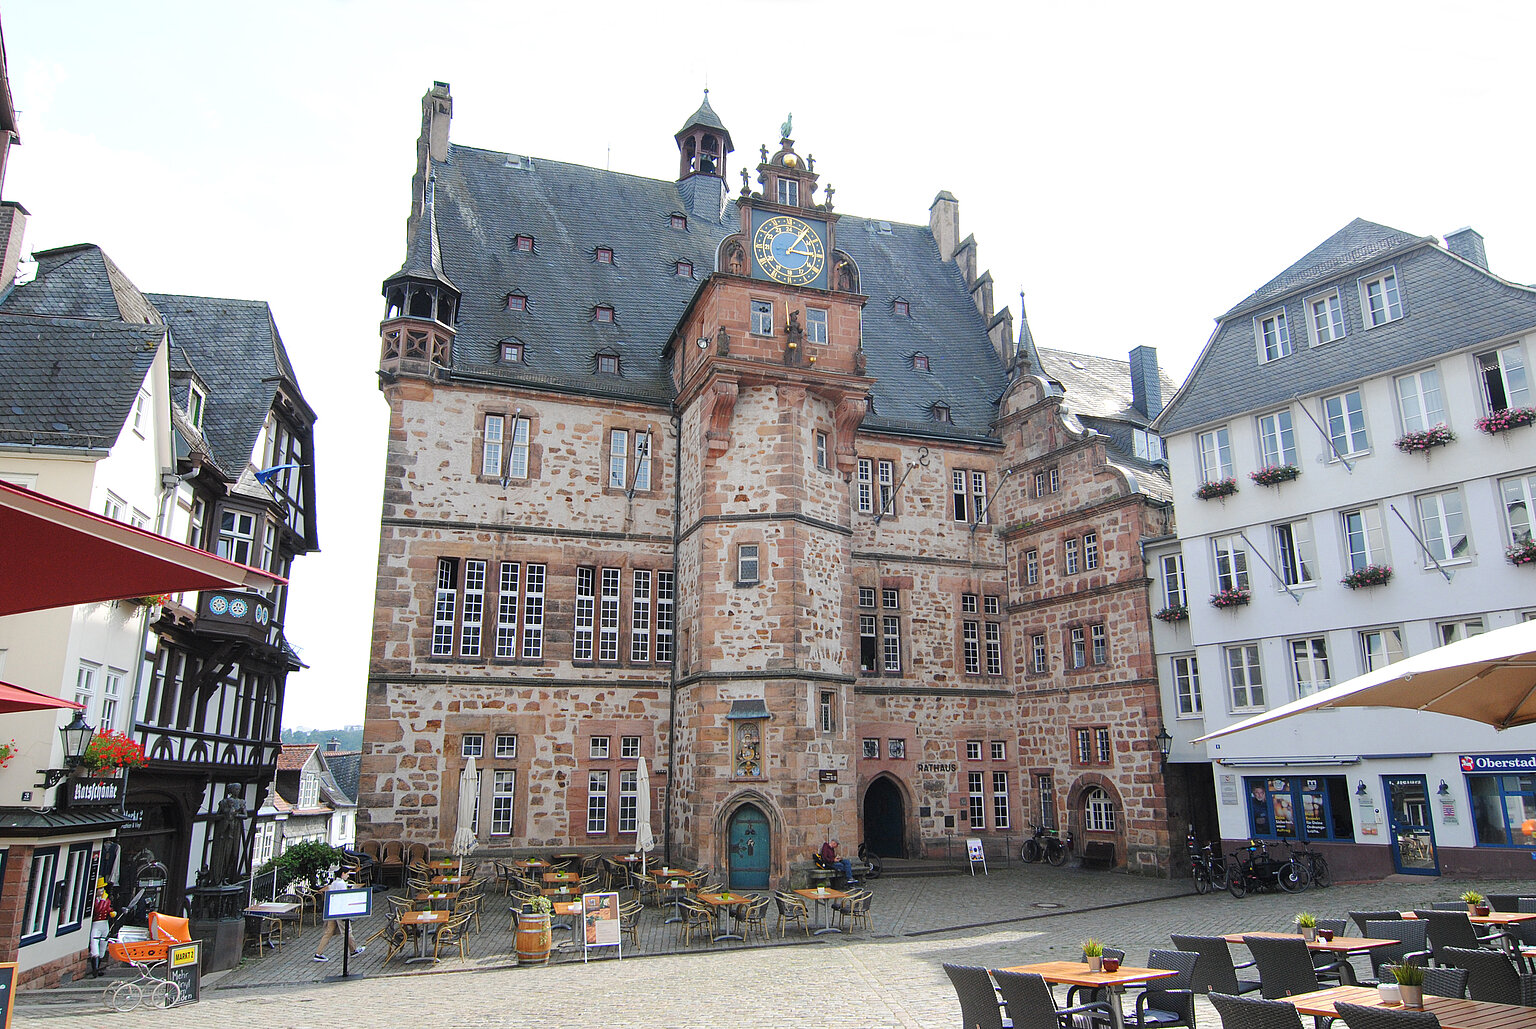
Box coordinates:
[453,755,478,875]
[635,757,655,876]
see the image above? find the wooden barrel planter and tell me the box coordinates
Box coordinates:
[515,912,552,966]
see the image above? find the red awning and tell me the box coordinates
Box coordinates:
[0,680,85,715]
[0,480,285,617]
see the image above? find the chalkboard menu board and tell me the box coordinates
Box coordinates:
[166,942,200,1005]
[0,962,15,1027]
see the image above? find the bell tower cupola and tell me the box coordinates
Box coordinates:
[675,90,734,182]
[379,177,460,381]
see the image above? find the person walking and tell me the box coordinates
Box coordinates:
[312,869,365,962]
[818,839,857,886]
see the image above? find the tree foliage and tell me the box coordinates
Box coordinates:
[252,840,343,898]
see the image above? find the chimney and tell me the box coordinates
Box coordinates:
[1129,345,1162,418]
[426,82,453,164]
[0,200,28,298]
[929,191,958,263]
[1444,227,1488,270]
[326,737,341,753]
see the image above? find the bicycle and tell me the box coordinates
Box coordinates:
[1190,841,1227,895]
[1284,837,1331,888]
[1021,824,1070,866]
[1226,840,1306,898]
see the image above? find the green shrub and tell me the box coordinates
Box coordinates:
[252,841,344,899]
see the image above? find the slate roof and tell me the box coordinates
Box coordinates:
[322,750,361,805]
[675,92,733,151]
[1036,346,1175,502]
[146,292,305,477]
[1157,219,1536,435]
[7,245,161,325]
[414,142,1009,441]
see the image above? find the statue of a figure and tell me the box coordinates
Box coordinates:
[207,791,246,885]
[780,113,793,140]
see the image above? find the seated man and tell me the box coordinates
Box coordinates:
[817,839,857,887]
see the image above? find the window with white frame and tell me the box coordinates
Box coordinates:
[778,178,799,206]
[737,543,760,584]
[968,740,983,760]
[985,620,1002,676]
[590,736,610,760]
[1341,507,1385,571]
[1197,427,1233,482]
[432,559,457,656]
[1310,291,1345,344]
[883,612,902,674]
[508,417,531,479]
[495,734,517,758]
[461,559,486,657]
[1257,410,1297,468]
[59,844,91,931]
[574,567,595,661]
[1273,519,1316,587]
[1213,535,1250,592]
[814,431,829,471]
[1076,729,1093,765]
[21,849,57,942]
[618,769,638,833]
[599,568,621,662]
[101,667,124,726]
[1478,344,1530,414]
[103,492,125,522]
[188,383,206,429]
[656,571,674,663]
[1226,643,1265,710]
[888,738,906,759]
[1438,618,1485,645]
[490,770,516,836]
[991,740,1006,760]
[806,308,827,345]
[1360,271,1403,327]
[1172,655,1202,716]
[299,772,320,807]
[1133,428,1164,462]
[74,662,98,711]
[1324,389,1369,457]
[1096,728,1111,764]
[1162,554,1186,609]
[483,414,504,477]
[1091,624,1108,665]
[1084,788,1117,832]
[1084,532,1099,570]
[1395,368,1446,434]
[862,738,879,759]
[631,570,651,662]
[1025,548,1039,586]
[856,459,873,513]
[621,735,641,759]
[1032,633,1047,674]
[1359,627,1405,671]
[750,299,773,335]
[522,563,545,659]
[1500,472,1536,543]
[993,772,1010,829]
[495,563,520,658]
[1257,310,1292,362]
[1290,637,1331,698]
[859,613,878,674]
[1065,538,1079,575]
[218,509,257,564]
[877,460,894,515]
[962,618,980,674]
[819,691,836,733]
[968,771,985,828]
[1070,626,1087,669]
[132,390,148,435]
[1417,490,1470,564]
[587,770,608,833]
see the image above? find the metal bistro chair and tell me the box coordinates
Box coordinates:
[942,964,1005,1029]
[1124,950,1197,1029]
[1208,993,1304,1029]
[1332,1002,1441,1029]
[1349,911,1403,937]
[1243,935,1325,1000]
[432,911,473,961]
[618,899,642,951]
[1171,935,1262,996]
[1420,966,1467,1000]
[774,891,810,938]
[1412,911,1503,964]
[993,969,1113,1029]
[1066,947,1126,1007]
[1360,920,1430,988]
[1306,920,1354,985]
[1438,946,1536,1006]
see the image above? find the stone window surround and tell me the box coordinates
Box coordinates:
[474,404,538,482]
[854,452,900,519]
[1063,621,1106,673]
[1071,724,1113,768]
[576,720,653,841]
[602,421,659,495]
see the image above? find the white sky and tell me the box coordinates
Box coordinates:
[6,2,1536,729]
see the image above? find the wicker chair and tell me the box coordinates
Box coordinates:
[618,899,642,950]
[1243,935,1324,999]
[432,911,473,961]
[361,905,404,950]
[1413,911,1502,963]
[774,891,810,937]
[1420,966,1467,999]
[741,895,771,942]
[452,894,481,934]
[1349,911,1403,936]
[377,840,405,887]
[993,969,1113,1029]
[1484,894,1524,913]
[1305,920,1354,984]
[1438,946,1536,1005]
[1066,947,1126,1006]
[1171,935,1262,996]
[679,899,716,947]
[1124,950,1197,1029]
[943,964,1005,1029]
[1208,992,1304,1029]
[1360,920,1431,987]
[1333,1002,1440,1029]
[250,915,283,954]
[632,871,659,907]
[403,841,429,868]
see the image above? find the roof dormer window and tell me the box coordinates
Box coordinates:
[597,353,620,375]
[188,383,206,430]
[593,305,615,323]
[670,214,688,231]
[932,402,952,424]
[595,247,614,265]
[913,353,930,372]
[893,299,910,317]
[506,293,528,312]
[676,260,693,278]
[514,234,534,252]
[500,341,524,364]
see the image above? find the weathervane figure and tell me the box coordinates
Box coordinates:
[780,113,793,140]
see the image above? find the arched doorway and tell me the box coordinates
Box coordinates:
[726,804,771,889]
[863,776,906,858]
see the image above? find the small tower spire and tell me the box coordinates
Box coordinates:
[675,89,734,182]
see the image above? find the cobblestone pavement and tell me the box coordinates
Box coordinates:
[18,867,1534,1028]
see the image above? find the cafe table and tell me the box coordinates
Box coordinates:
[414,890,459,910]
[427,858,457,871]
[399,909,448,962]
[552,899,583,950]
[430,875,470,887]
[658,877,691,925]
[243,901,299,949]
[794,886,848,936]
[695,891,750,942]
[1288,983,1535,1029]
[1222,932,1399,984]
[998,961,1179,1029]
[1402,910,1536,926]
[517,858,550,871]
[543,870,580,884]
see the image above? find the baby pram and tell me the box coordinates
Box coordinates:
[103,912,190,1010]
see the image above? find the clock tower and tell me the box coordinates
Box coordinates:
[739,124,836,291]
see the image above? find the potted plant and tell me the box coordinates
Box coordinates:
[1210,587,1251,609]
[1295,912,1317,942]
[1154,605,1188,623]
[1394,424,1456,454]
[1249,464,1300,487]
[0,738,16,770]
[1475,406,1536,436]
[1082,938,1104,972]
[1341,564,1393,590]
[1460,890,1486,916]
[1506,537,1536,567]
[1195,478,1238,501]
[1389,963,1425,1009]
[81,730,149,776]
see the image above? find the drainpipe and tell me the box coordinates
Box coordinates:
[663,408,682,868]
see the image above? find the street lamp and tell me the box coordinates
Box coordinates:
[38,711,96,789]
[1154,725,1173,764]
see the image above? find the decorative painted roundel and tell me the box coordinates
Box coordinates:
[229,598,249,617]
[255,606,270,625]
[208,595,229,615]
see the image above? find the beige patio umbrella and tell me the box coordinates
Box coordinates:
[635,757,655,876]
[1196,620,1536,743]
[452,755,478,875]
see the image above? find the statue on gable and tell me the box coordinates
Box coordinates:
[780,113,793,141]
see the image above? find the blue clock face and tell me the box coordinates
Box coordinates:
[751,212,827,287]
